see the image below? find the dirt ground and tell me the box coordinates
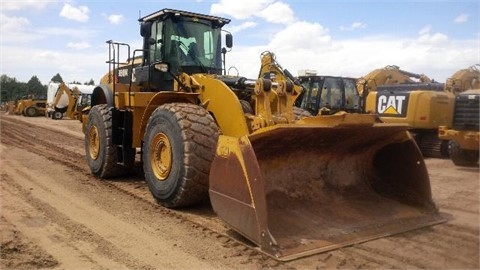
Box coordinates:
[0,113,479,270]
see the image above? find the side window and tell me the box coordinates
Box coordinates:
[149,22,163,64]
[301,81,319,112]
[343,79,359,109]
[203,31,212,59]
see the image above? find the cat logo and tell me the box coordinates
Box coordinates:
[376,93,409,117]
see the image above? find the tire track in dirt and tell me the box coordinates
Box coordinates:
[1,116,282,269]
[1,114,479,269]
[1,173,152,270]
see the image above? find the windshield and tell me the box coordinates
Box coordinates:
[165,18,222,72]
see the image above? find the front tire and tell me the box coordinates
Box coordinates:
[449,140,479,167]
[53,111,63,120]
[25,106,37,117]
[143,103,219,208]
[85,104,134,178]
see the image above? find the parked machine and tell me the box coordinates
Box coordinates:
[14,97,47,117]
[357,65,454,157]
[444,65,480,95]
[47,82,94,120]
[294,70,362,115]
[439,66,479,166]
[82,8,444,260]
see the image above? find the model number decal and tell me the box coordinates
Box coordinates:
[118,68,129,77]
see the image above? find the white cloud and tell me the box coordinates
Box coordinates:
[0,14,45,44]
[419,25,431,35]
[210,0,273,20]
[225,20,477,84]
[416,25,448,45]
[418,32,449,44]
[258,2,295,24]
[0,13,30,33]
[268,21,331,50]
[453,13,469,23]
[67,42,91,50]
[2,0,51,10]
[340,22,367,31]
[108,14,124,25]
[3,45,106,85]
[35,27,97,40]
[228,21,258,34]
[211,0,295,24]
[59,3,89,23]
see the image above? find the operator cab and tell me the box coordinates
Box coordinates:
[296,75,361,115]
[134,9,232,91]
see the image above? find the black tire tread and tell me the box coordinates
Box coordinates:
[144,103,219,208]
[25,106,37,117]
[449,140,479,167]
[86,104,133,178]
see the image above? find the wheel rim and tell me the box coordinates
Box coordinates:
[150,132,172,181]
[88,125,100,160]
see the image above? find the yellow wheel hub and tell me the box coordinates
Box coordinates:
[88,125,100,160]
[150,132,172,181]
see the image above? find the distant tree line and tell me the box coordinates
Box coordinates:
[0,73,95,103]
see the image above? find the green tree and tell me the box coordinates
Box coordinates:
[27,76,47,99]
[70,80,82,85]
[51,73,63,83]
[84,78,95,85]
[0,74,28,102]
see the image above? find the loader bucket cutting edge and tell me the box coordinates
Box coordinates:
[209,124,446,261]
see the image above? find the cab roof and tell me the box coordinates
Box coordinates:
[139,8,231,25]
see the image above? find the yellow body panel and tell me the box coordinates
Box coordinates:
[366,90,454,129]
[193,74,250,137]
[439,126,479,150]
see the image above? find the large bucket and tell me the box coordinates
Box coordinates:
[209,114,445,261]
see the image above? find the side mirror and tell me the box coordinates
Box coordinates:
[225,33,233,48]
[140,22,152,37]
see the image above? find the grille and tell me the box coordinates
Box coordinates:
[452,93,479,131]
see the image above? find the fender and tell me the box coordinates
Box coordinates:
[135,92,199,147]
[91,84,114,107]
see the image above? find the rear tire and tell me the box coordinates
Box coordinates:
[449,140,479,167]
[85,104,134,178]
[143,103,219,208]
[25,106,37,117]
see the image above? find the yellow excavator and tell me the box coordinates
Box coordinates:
[357,65,454,157]
[439,66,479,166]
[81,8,444,260]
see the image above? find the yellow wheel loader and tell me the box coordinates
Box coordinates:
[82,8,444,260]
[357,65,455,157]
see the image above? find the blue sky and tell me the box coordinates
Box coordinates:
[1,0,479,86]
